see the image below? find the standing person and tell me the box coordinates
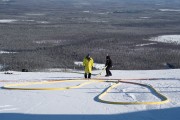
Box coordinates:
[105,55,112,77]
[83,54,94,79]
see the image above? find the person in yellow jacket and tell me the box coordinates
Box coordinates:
[83,54,94,79]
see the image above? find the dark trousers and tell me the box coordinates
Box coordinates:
[84,73,91,79]
[106,67,112,76]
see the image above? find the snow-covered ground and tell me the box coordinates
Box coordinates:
[0,19,17,23]
[1,0,10,2]
[149,35,180,45]
[25,13,45,16]
[34,40,65,44]
[136,43,157,47]
[0,69,180,120]
[0,19,49,24]
[139,17,151,19]
[159,9,180,12]
[0,51,17,54]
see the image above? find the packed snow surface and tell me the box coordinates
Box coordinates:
[0,69,180,120]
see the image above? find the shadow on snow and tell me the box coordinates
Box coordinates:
[0,107,180,120]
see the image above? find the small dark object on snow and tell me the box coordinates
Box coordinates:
[4,71,13,74]
[164,63,175,69]
[22,69,28,72]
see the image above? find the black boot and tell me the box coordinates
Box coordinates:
[84,73,87,78]
[109,71,112,76]
[88,73,91,79]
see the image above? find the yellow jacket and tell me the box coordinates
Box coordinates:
[83,57,94,73]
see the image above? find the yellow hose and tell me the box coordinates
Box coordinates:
[98,81,170,105]
[1,67,170,105]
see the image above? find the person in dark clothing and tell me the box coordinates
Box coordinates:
[105,55,112,77]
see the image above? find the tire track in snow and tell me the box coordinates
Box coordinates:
[0,105,12,108]
[121,88,137,102]
[25,102,43,113]
[24,92,48,113]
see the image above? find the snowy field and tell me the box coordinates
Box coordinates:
[149,35,180,45]
[159,9,180,12]
[0,51,17,54]
[0,19,48,24]
[0,69,180,120]
[0,19,17,23]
